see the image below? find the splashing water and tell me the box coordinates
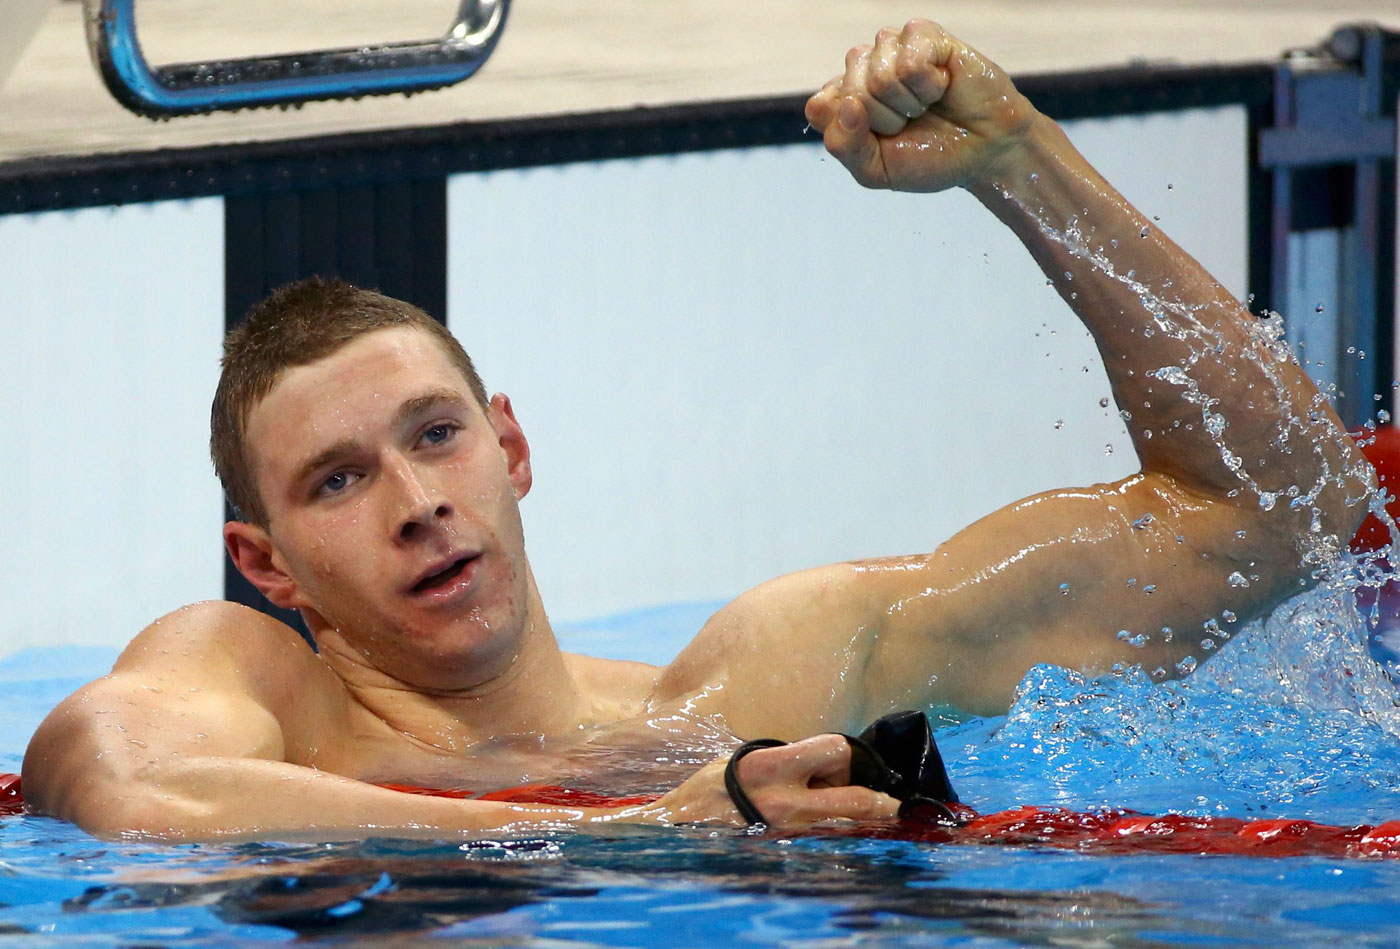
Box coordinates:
[950,193,1400,827]
[947,570,1400,826]
[1036,206,1376,545]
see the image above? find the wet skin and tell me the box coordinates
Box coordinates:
[21,19,1373,841]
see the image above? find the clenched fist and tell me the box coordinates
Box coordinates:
[805,19,1040,193]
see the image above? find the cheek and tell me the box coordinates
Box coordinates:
[293,506,374,582]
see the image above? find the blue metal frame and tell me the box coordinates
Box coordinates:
[1258,23,1399,425]
[83,0,507,119]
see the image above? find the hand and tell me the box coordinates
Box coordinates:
[804,19,1039,193]
[651,734,899,829]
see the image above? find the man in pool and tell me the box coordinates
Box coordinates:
[24,20,1371,840]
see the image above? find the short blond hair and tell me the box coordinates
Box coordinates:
[211,277,488,526]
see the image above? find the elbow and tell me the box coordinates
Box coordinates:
[25,761,217,841]
[75,791,217,841]
[1314,440,1376,552]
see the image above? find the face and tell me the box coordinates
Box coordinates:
[228,326,534,690]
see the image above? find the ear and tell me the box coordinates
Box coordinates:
[487,393,532,500]
[223,520,308,611]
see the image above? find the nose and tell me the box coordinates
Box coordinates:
[386,455,453,543]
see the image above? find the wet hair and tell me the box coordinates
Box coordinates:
[211,276,489,527]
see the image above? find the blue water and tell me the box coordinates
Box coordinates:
[6,590,1400,946]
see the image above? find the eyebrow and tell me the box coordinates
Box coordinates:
[290,388,474,489]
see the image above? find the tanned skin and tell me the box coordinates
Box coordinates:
[24,20,1370,842]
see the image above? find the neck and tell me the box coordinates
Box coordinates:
[311,576,592,753]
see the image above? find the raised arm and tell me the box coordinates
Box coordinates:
[660,21,1373,734]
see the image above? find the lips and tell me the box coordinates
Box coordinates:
[408,552,481,598]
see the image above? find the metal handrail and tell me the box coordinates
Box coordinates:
[82,0,508,119]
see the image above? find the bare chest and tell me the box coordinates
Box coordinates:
[287,696,740,795]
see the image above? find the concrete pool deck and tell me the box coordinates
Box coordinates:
[1,0,1397,164]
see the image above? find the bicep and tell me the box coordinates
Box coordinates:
[864,473,1300,715]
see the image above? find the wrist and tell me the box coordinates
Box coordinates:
[964,111,1067,203]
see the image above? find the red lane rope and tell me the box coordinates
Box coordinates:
[0,773,22,816]
[5,773,1397,857]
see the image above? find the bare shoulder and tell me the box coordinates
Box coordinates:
[114,600,314,673]
[651,563,883,738]
[104,600,342,721]
[562,652,663,721]
[21,601,337,823]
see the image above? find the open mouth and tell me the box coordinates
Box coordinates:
[411,557,472,594]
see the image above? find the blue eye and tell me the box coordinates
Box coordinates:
[319,471,355,495]
[421,423,457,446]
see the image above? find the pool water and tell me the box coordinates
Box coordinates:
[5,590,1400,947]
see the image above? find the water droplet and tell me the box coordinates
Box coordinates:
[1234,530,1248,539]
[1161,626,1174,641]
[1315,302,1325,313]
[1143,584,1156,594]
[1054,419,1064,430]
[1175,655,1198,675]
[1227,571,1250,588]
[1139,226,1150,238]
[1058,582,1071,595]
[1099,397,1111,408]
[1221,610,1237,623]
[1167,183,1174,190]
[1201,638,1217,652]
[1131,513,1154,529]
[1380,410,1392,424]
[1104,443,1114,455]
[1116,629,1149,648]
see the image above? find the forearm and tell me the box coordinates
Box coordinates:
[967,114,1371,539]
[68,758,659,842]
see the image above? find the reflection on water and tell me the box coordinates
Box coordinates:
[53,831,1177,946]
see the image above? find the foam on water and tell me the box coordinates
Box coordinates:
[947,577,1400,826]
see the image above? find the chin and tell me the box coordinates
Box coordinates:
[416,618,523,683]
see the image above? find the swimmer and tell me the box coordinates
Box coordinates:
[22,20,1372,840]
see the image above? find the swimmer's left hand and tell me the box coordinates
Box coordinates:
[647,734,900,829]
[805,19,1040,193]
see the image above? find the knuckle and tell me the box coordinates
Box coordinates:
[893,54,922,84]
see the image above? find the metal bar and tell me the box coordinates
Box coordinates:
[1269,64,1296,323]
[83,0,507,119]
[1343,157,1381,424]
[1258,119,1397,168]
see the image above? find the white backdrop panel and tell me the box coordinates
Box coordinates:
[0,199,225,652]
[448,106,1247,622]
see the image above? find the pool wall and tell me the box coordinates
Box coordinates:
[0,61,1388,656]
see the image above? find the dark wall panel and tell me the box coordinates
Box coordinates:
[222,177,448,633]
